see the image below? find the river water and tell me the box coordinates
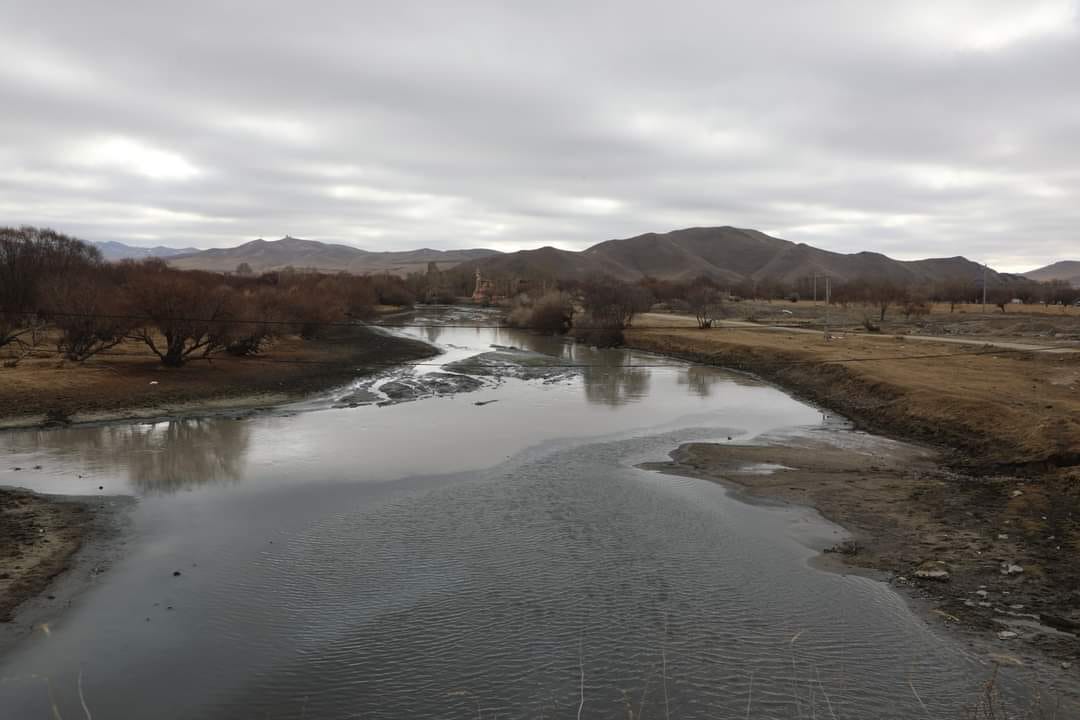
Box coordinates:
[0,307,1056,718]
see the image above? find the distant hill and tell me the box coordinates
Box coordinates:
[94,240,200,261]
[103,227,1045,287]
[1024,261,1080,287]
[466,226,1002,286]
[166,237,502,275]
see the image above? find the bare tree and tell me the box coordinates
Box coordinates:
[126,263,237,366]
[938,276,978,312]
[580,274,652,329]
[686,281,724,329]
[1,226,102,354]
[45,273,132,361]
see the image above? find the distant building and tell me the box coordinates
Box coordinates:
[472,268,494,302]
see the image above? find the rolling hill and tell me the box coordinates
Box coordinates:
[105,226,1036,287]
[466,226,1001,286]
[1024,261,1080,287]
[166,236,502,275]
[94,240,200,261]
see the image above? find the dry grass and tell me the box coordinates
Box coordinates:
[626,325,1080,468]
[0,326,434,427]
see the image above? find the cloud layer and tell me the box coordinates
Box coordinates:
[2,0,1078,270]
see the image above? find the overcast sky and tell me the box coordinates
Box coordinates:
[2,1,1078,271]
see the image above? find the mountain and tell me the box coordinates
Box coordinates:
[466,226,1001,286]
[1024,261,1080,287]
[94,240,200,261]
[166,237,502,274]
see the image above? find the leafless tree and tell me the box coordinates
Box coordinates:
[45,273,132,361]
[686,281,724,329]
[126,262,238,366]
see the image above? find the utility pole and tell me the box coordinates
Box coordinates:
[982,262,988,313]
[813,274,818,304]
[823,276,831,342]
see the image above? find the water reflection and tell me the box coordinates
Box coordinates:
[421,324,443,345]
[10,418,251,494]
[582,358,651,406]
[124,419,250,493]
[678,365,726,397]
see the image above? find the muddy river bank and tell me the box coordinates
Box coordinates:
[0,306,1075,718]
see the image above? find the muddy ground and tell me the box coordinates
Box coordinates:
[0,488,92,622]
[0,324,436,428]
[627,324,1080,667]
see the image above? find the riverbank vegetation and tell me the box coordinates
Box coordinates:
[0,226,436,427]
[0,226,420,368]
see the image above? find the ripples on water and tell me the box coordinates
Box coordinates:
[0,308,1069,718]
[176,432,997,720]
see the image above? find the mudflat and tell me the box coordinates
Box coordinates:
[0,487,92,622]
[628,324,1080,665]
[0,325,436,429]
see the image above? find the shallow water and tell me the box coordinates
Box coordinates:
[0,307,1063,718]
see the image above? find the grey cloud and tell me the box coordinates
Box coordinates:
[2,0,1078,270]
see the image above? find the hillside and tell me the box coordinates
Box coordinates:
[107,226,1035,286]
[166,237,501,274]
[1025,261,1080,287]
[468,226,1000,286]
[94,240,200,261]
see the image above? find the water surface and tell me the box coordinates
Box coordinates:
[0,307,1059,718]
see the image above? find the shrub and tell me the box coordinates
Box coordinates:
[506,292,574,333]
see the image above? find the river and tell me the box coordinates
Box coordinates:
[0,307,1053,718]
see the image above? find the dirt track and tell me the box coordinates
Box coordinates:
[626,323,1080,665]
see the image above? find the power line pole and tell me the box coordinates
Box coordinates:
[823,276,831,342]
[982,262,988,313]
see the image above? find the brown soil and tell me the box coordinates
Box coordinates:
[626,325,1080,664]
[0,487,92,622]
[0,325,436,428]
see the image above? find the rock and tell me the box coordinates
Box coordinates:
[1011,490,1023,498]
[975,590,989,598]
[997,534,1009,540]
[172,570,182,577]
[997,630,1019,640]
[1000,562,1024,576]
[1063,662,1073,670]
[914,567,950,581]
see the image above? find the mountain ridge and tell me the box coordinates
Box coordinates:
[466,226,1005,286]
[166,236,503,274]
[95,227,1064,285]
[1024,261,1080,287]
[93,240,201,261]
